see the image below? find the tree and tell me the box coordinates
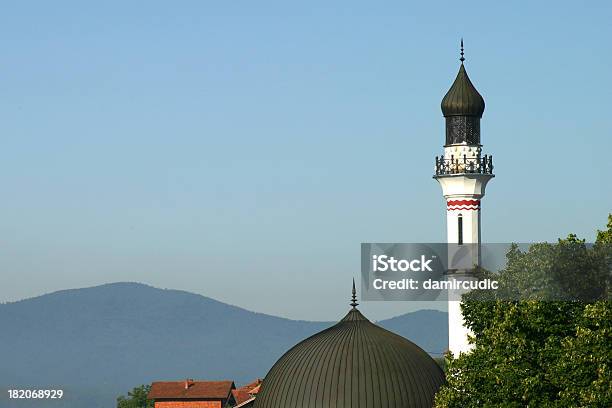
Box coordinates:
[117,384,154,408]
[435,215,612,408]
[596,214,612,244]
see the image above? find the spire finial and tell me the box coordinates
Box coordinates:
[460,38,465,63]
[350,278,358,309]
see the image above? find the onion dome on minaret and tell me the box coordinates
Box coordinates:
[254,281,445,408]
[441,40,485,145]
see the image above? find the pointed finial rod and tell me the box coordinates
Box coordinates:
[460,38,465,63]
[351,278,359,309]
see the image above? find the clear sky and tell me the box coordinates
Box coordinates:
[1,1,610,321]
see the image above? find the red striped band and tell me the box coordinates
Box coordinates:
[447,199,480,211]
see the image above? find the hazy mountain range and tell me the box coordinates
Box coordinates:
[0,282,447,408]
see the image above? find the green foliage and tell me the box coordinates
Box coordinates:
[435,215,612,408]
[596,214,612,244]
[551,302,612,406]
[117,384,154,408]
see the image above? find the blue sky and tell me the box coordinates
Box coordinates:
[0,1,610,320]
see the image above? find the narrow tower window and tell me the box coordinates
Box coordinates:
[457,214,463,245]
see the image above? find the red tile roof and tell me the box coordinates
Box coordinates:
[248,384,261,395]
[148,380,235,400]
[232,378,261,404]
[232,388,252,405]
[241,379,262,391]
[232,379,263,404]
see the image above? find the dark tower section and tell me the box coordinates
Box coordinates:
[440,41,485,145]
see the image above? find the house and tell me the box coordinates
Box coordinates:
[148,379,236,408]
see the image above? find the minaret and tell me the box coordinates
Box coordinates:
[434,41,494,356]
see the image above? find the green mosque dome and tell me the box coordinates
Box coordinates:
[254,283,445,408]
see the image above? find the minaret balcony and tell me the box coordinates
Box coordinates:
[434,154,494,176]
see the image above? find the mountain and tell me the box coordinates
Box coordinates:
[0,282,447,408]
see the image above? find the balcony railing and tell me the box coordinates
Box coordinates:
[434,154,494,176]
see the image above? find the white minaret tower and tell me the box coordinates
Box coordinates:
[434,41,494,356]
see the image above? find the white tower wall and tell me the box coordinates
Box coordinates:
[435,149,493,357]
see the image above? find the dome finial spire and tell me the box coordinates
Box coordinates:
[441,39,485,119]
[350,278,358,309]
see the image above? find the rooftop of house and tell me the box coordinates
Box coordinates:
[148,379,235,400]
[232,379,262,405]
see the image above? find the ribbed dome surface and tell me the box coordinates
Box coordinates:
[254,308,445,408]
[441,64,485,118]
